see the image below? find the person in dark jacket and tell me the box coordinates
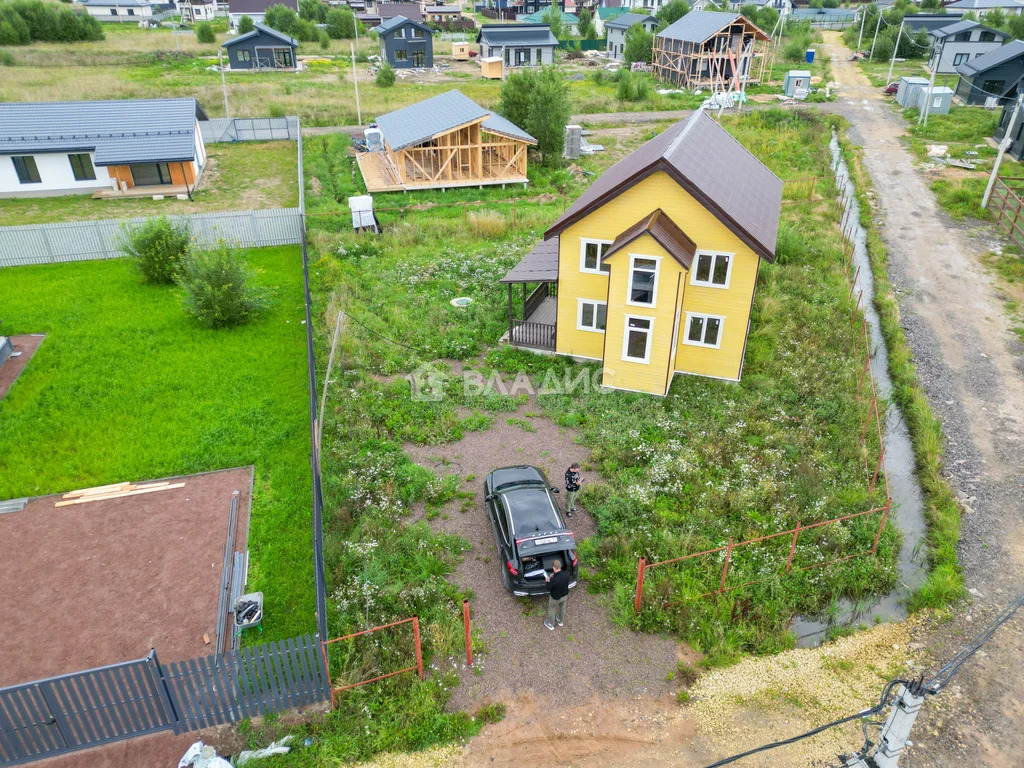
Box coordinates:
[564,462,581,519]
[543,559,571,630]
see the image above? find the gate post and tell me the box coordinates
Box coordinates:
[412,616,424,680]
[462,599,473,667]
[149,648,182,733]
[633,557,646,613]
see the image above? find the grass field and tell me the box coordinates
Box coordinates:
[0,247,313,639]
[857,58,932,89]
[0,141,299,226]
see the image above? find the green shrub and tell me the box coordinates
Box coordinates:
[318,29,329,49]
[475,702,506,724]
[237,14,254,33]
[0,50,14,65]
[376,62,396,87]
[195,22,215,43]
[176,244,271,328]
[121,217,192,285]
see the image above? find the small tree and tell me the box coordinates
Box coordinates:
[195,22,215,43]
[544,4,566,39]
[528,67,570,167]
[237,14,255,34]
[263,4,301,37]
[577,8,595,39]
[656,0,689,30]
[981,8,1006,29]
[299,0,326,23]
[376,61,396,86]
[325,7,355,38]
[497,69,534,132]
[318,29,329,49]
[623,24,653,65]
[122,217,192,285]
[176,244,270,329]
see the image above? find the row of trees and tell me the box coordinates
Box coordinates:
[258,2,361,43]
[841,3,930,61]
[497,66,570,168]
[0,0,103,45]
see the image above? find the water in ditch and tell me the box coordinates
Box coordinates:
[788,135,929,648]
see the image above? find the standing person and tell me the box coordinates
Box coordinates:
[543,559,570,630]
[564,462,581,519]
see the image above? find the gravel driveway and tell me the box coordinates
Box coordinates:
[402,393,680,712]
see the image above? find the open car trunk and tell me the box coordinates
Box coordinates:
[515,531,577,587]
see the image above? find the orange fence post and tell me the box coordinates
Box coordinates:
[412,616,424,680]
[786,522,801,573]
[809,175,816,201]
[462,599,473,667]
[872,502,891,554]
[720,538,733,594]
[861,394,877,445]
[321,641,334,708]
[849,265,860,295]
[870,448,885,495]
[634,557,646,613]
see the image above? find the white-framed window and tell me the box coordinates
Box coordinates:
[683,312,724,349]
[576,299,607,333]
[953,52,969,66]
[395,28,405,38]
[627,255,660,307]
[579,239,612,274]
[691,250,733,288]
[622,315,653,363]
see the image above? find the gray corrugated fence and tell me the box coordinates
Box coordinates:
[0,636,328,766]
[0,208,303,268]
[201,117,300,144]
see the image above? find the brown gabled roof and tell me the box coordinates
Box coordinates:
[603,209,697,269]
[500,236,559,283]
[544,111,782,262]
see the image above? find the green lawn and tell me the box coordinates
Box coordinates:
[0,247,312,639]
[0,141,298,227]
[858,57,931,89]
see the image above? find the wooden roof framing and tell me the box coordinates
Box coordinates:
[653,14,774,91]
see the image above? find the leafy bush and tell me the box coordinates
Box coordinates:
[623,24,653,65]
[121,217,192,285]
[497,66,569,168]
[0,50,14,65]
[237,14,254,33]
[0,0,102,45]
[615,70,652,102]
[325,6,355,38]
[175,244,271,328]
[376,62,396,87]
[195,22,215,43]
[263,3,302,37]
[318,29,329,49]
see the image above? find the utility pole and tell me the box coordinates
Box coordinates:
[218,49,230,118]
[857,7,867,51]
[350,41,362,126]
[869,10,883,61]
[840,684,926,768]
[982,92,1024,209]
[919,61,937,126]
[886,21,903,84]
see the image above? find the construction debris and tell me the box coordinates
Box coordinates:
[55,480,186,507]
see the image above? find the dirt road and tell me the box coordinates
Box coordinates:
[823,32,1024,767]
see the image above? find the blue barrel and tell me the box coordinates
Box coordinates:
[805,49,815,64]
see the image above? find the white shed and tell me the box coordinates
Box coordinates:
[915,85,955,115]
[896,76,930,108]
[784,70,812,98]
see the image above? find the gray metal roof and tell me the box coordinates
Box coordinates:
[373,89,534,151]
[378,3,422,21]
[947,0,1024,8]
[605,12,656,29]
[0,98,207,166]
[476,24,558,47]
[222,22,298,47]
[657,11,745,43]
[957,39,1024,76]
[545,110,783,261]
[501,236,559,283]
[930,20,979,38]
[228,0,297,14]
[375,14,432,35]
[82,0,151,6]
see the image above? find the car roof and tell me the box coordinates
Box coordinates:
[488,465,546,489]
[501,487,560,536]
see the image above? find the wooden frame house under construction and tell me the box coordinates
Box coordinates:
[356,89,537,193]
[652,11,773,91]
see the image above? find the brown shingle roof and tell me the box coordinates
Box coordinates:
[500,236,559,283]
[545,111,782,261]
[604,209,697,269]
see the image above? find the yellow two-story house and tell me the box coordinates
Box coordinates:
[500,110,783,396]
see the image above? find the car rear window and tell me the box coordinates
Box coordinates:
[503,488,558,534]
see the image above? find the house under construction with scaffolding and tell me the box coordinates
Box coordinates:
[652,11,773,92]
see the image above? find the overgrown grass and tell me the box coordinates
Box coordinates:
[930,177,992,221]
[0,141,299,226]
[0,247,313,638]
[857,58,931,89]
[840,140,965,611]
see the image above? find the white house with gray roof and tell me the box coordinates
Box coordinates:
[946,0,1024,13]
[929,20,1008,74]
[0,98,209,198]
[476,24,558,67]
[81,0,154,22]
[605,13,657,60]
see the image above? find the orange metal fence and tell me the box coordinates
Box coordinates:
[986,177,1024,252]
[633,175,890,613]
[320,616,423,706]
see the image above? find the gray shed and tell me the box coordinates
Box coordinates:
[221,23,298,70]
[376,15,434,69]
[784,70,811,97]
[896,76,929,108]
[914,85,954,115]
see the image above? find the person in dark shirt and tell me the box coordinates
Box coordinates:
[543,559,571,630]
[564,462,581,519]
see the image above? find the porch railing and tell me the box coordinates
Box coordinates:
[510,319,556,351]
[523,281,556,320]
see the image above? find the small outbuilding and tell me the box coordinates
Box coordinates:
[453,42,473,60]
[915,85,954,115]
[376,16,434,69]
[783,69,811,97]
[480,55,503,79]
[895,76,929,107]
[477,24,558,67]
[222,23,298,70]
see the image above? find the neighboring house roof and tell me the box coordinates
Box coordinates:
[425,5,462,12]
[521,10,578,25]
[544,110,782,261]
[228,0,297,13]
[931,20,1003,39]
[957,39,1024,76]
[373,89,536,151]
[500,236,559,283]
[476,23,559,47]
[375,14,433,35]
[604,209,698,269]
[0,98,208,166]
[82,0,152,6]
[789,7,857,20]
[222,22,298,47]
[378,3,422,22]
[597,5,629,19]
[657,11,769,44]
[947,0,1024,8]
[605,12,656,30]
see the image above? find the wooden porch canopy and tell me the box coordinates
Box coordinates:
[500,236,559,284]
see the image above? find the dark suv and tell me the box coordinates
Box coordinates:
[484,465,578,597]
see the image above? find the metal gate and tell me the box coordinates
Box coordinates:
[0,652,173,766]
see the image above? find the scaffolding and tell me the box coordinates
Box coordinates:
[652,16,773,91]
